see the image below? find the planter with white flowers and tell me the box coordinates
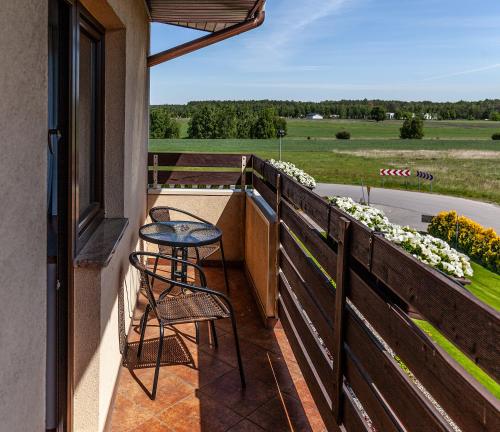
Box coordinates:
[329,196,473,282]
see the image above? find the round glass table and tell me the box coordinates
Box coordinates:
[139,221,229,292]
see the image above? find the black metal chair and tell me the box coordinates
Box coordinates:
[149,206,220,263]
[129,251,245,400]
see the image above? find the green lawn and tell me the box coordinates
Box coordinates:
[415,319,500,398]
[467,262,500,311]
[150,137,500,204]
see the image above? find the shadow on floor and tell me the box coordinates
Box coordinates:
[109,266,326,432]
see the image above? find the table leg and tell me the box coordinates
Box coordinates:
[181,247,188,283]
[171,247,177,282]
[219,239,230,295]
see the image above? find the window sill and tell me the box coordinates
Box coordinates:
[74,218,128,268]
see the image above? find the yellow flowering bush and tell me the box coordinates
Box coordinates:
[428,211,500,274]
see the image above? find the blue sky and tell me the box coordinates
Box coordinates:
[150,0,500,104]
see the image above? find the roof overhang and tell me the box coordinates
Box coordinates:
[147,0,265,67]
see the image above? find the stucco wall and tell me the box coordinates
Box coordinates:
[147,189,246,262]
[73,1,149,431]
[0,2,48,431]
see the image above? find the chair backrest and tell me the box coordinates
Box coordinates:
[149,207,171,223]
[129,252,159,320]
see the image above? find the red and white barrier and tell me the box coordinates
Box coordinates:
[379,168,411,177]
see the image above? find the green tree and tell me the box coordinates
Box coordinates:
[149,108,180,139]
[400,117,424,139]
[274,117,288,136]
[214,106,238,138]
[251,108,279,139]
[187,105,217,138]
[491,112,500,121]
[370,106,386,122]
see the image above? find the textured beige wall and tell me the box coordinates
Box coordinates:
[147,189,246,261]
[0,2,48,431]
[73,1,149,431]
[245,193,278,320]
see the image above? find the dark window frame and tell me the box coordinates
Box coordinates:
[75,6,105,253]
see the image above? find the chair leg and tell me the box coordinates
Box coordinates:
[230,315,246,388]
[137,304,150,358]
[210,320,218,348]
[195,322,200,345]
[152,324,164,400]
[151,256,159,288]
[219,239,230,295]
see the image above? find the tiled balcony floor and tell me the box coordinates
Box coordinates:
[109,265,326,432]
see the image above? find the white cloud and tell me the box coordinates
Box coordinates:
[423,63,500,81]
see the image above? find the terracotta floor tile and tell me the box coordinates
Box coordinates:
[227,419,266,431]
[156,393,243,432]
[129,417,173,432]
[165,350,234,388]
[117,368,195,412]
[109,393,155,432]
[199,369,277,417]
[248,394,320,432]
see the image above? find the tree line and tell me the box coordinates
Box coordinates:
[152,99,500,121]
[150,105,286,139]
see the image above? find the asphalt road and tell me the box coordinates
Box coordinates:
[314,183,500,232]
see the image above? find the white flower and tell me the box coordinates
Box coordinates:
[329,196,473,279]
[267,159,316,188]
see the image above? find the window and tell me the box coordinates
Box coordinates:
[76,12,104,251]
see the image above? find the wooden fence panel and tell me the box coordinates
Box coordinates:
[280,250,334,353]
[280,199,337,279]
[278,294,340,432]
[279,274,333,390]
[149,170,251,186]
[252,173,276,209]
[370,235,500,380]
[345,309,453,432]
[148,152,251,167]
[348,267,500,431]
[280,223,335,319]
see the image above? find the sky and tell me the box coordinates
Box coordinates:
[149,0,500,104]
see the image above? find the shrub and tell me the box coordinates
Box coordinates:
[336,130,351,139]
[400,117,424,139]
[492,132,500,140]
[428,211,500,274]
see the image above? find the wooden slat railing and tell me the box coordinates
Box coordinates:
[251,155,500,432]
[147,152,251,187]
[148,153,500,431]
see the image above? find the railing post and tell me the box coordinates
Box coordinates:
[241,155,247,189]
[332,216,351,424]
[275,173,282,318]
[153,154,159,189]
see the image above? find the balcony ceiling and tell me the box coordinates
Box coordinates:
[148,0,262,32]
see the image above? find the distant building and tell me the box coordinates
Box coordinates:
[423,113,437,120]
[306,113,323,120]
[386,112,395,120]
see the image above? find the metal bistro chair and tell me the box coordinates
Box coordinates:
[149,206,220,264]
[129,251,245,400]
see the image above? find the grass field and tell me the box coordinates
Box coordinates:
[151,119,500,204]
[176,118,500,140]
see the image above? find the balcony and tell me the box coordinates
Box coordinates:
[109,153,498,432]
